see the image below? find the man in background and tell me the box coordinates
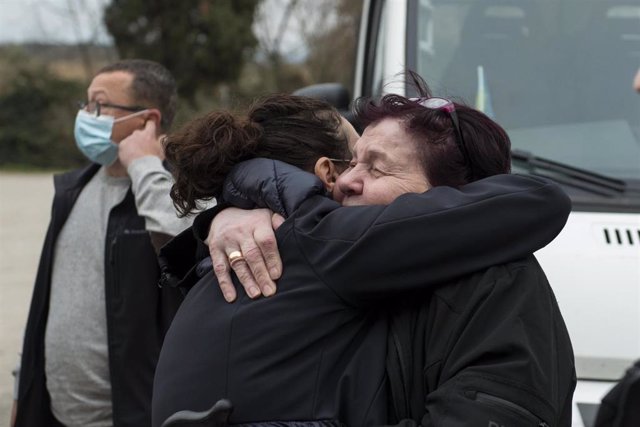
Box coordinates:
[12,59,191,427]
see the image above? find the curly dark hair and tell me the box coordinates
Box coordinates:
[164,94,352,216]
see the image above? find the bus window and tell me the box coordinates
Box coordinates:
[411,0,640,179]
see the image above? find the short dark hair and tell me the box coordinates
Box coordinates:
[354,72,511,187]
[164,94,351,216]
[98,59,177,132]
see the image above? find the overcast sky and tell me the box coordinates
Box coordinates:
[0,0,112,44]
[0,0,310,57]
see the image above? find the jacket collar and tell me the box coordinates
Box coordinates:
[53,163,101,194]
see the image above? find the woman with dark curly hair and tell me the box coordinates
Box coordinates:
[153,87,572,427]
[164,94,355,217]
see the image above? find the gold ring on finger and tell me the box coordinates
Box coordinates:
[228,250,245,267]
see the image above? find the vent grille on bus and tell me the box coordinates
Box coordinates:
[602,227,640,245]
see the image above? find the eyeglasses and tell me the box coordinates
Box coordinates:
[77,100,146,117]
[411,97,473,176]
[327,157,352,164]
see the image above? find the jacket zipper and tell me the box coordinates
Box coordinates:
[475,392,549,427]
[389,326,411,417]
[123,229,148,235]
[109,235,119,298]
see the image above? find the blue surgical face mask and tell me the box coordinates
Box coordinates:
[74,109,148,166]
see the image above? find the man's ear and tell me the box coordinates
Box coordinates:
[314,157,340,192]
[144,108,162,134]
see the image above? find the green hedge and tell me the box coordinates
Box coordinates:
[0,64,86,169]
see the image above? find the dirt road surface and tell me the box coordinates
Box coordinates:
[0,172,54,424]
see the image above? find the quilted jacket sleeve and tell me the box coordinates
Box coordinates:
[222,158,572,306]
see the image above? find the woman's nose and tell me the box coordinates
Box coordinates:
[336,169,363,196]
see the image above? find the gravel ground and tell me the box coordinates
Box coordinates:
[0,172,54,424]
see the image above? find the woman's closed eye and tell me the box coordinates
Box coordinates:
[368,165,386,177]
[362,160,389,177]
[346,160,386,178]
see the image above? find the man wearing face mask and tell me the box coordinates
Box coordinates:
[11,59,192,427]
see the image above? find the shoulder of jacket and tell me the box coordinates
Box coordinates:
[54,163,99,191]
[431,255,541,312]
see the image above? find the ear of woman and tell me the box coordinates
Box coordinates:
[313,157,340,192]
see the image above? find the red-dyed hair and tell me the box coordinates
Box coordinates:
[353,72,511,187]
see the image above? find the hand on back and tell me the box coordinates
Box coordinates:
[208,208,284,302]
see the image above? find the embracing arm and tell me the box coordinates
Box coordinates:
[197,159,324,301]
[296,175,570,304]
[222,159,571,305]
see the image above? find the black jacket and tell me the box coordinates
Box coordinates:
[385,256,576,426]
[228,160,576,426]
[15,164,184,427]
[154,159,572,426]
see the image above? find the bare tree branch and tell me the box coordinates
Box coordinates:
[66,0,94,79]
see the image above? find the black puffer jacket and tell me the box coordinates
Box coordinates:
[156,159,573,426]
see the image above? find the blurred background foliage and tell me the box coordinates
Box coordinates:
[0,0,362,170]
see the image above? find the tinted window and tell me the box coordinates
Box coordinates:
[412,0,640,179]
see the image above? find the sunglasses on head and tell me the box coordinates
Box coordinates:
[410,97,473,176]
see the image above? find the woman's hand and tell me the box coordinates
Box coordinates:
[207,208,284,302]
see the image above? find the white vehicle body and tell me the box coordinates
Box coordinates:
[353,1,640,426]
